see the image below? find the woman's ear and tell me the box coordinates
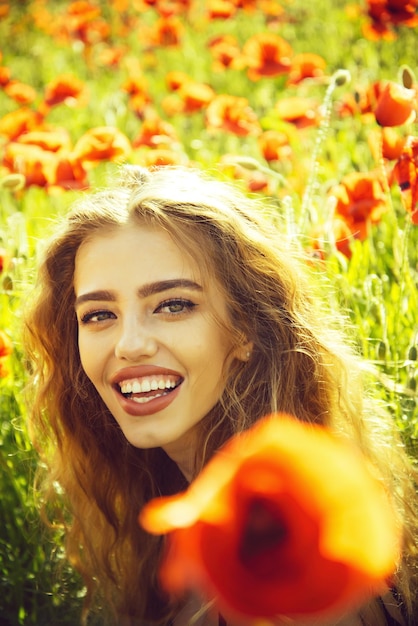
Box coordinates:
[233,340,254,362]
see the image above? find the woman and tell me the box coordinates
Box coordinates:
[24,166,417,625]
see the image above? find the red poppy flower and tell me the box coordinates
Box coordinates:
[140,414,399,624]
[165,70,191,91]
[178,81,215,113]
[207,0,237,19]
[150,17,184,46]
[374,81,416,127]
[122,74,151,116]
[72,126,131,166]
[122,75,148,98]
[140,146,187,167]
[220,157,270,194]
[17,128,72,153]
[310,217,356,260]
[3,142,55,187]
[64,1,109,44]
[96,45,126,67]
[241,33,292,81]
[275,96,319,128]
[133,115,178,148]
[206,94,260,136]
[368,127,407,161]
[258,129,292,162]
[258,0,285,16]
[392,135,418,224]
[44,73,86,107]
[236,0,259,11]
[0,65,11,87]
[331,171,388,239]
[4,81,37,105]
[0,248,6,273]
[0,107,44,141]
[208,35,242,71]
[0,330,13,358]
[363,0,418,39]
[337,81,385,119]
[287,53,327,85]
[53,156,88,190]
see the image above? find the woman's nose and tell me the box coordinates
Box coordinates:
[114,318,158,361]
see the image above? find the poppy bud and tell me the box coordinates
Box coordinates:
[375,82,416,127]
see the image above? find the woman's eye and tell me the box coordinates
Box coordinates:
[155,299,196,315]
[80,310,115,324]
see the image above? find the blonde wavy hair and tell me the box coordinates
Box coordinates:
[24,166,417,625]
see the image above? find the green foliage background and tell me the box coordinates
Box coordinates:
[0,0,417,624]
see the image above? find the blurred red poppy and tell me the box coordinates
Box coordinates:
[140,414,400,624]
[64,0,110,44]
[17,128,72,153]
[122,73,149,98]
[2,126,87,189]
[96,45,126,67]
[178,81,215,113]
[3,141,85,189]
[310,216,356,259]
[287,53,327,85]
[0,248,6,273]
[337,81,385,119]
[0,65,11,87]
[258,129,292,162]
[0,330,13,358]
[331,171,388,239]
[363,0,418,39]
[72,126,132,166]
[206,94,260,136]
[4,81,37,105]
[141,0,191,17]
[275,96,319,128]
[122,74,151,117]
[368,127,407,161]
[133,115,178,148]
[207,0,237,19]
[374,81,416,127]
[241,33,292,80]
[208,35,242,71]
[3,143,50,187]
[0,108,43,141]
[392,135,418,224]
[44,73,86,107]
[165,70,191,91]
[221,157,270,193]
[150,16,184,46]
[140,146,187,167]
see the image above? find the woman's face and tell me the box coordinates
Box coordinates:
[74,222,243,472]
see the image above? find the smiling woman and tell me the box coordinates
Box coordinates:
[23,166,418,626]
[73,222,239,473]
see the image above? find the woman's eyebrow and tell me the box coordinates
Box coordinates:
[75,290,115,309]
[74,279,202,309]
[137,279,202,298]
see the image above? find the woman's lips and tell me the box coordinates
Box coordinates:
[111,365,184,417]
[115,382,182,417]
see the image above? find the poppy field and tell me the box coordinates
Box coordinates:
[0,0,417,624]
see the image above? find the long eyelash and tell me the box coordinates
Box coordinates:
[80,309,111,324]
[157,298,197,313]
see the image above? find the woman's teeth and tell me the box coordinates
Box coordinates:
[119,377,179,396]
